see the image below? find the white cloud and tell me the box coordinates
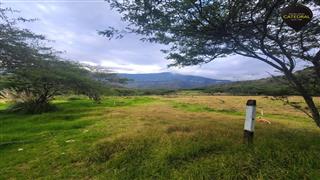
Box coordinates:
[2,1,285,81]
[100,60,164,74]
[80,61,97,66]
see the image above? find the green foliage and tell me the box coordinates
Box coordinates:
[104,88,178,96]
[1,59,117,113]
[0,7,124,113]
[0,88,54,113]
[203,79,294,96]
[7,100,56,114]
[103,0,319,69]
[139,89,178,95]
[0,7,56,73]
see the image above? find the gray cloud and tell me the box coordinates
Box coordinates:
[2,0,286,80]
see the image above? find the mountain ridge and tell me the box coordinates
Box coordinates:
[201,68,320,96]
[118,72,230,89]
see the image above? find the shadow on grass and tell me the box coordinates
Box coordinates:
[87,123,320,179]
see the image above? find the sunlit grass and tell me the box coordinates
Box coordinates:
[1,95,319,179]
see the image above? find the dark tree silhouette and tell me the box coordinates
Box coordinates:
[101,0,320,127]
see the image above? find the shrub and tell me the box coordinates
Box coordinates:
[0,88,55,114]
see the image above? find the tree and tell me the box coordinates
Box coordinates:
[0,7,124,113]
[0,7,56,73]
[102,0,320,127]
[1,59,119,113]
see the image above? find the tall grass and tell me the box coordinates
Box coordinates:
[0,96,319,179]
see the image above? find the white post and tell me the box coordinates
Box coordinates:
[244,99,256,144]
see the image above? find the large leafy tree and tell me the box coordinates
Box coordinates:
[102,0,320,127]
[1,59,119,113]
[0,7,122,113]
[0,7,56,73]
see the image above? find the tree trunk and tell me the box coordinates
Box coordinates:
[284,70,320,127]
[312,51,320,82]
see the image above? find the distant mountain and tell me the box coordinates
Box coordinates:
[118,72,230,89]
[202,68,320,96]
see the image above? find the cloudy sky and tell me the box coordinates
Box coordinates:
[1,0,286,80]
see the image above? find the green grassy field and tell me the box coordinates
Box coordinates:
[1,96,320,179]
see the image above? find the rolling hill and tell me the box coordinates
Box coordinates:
[201,68,320,96]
